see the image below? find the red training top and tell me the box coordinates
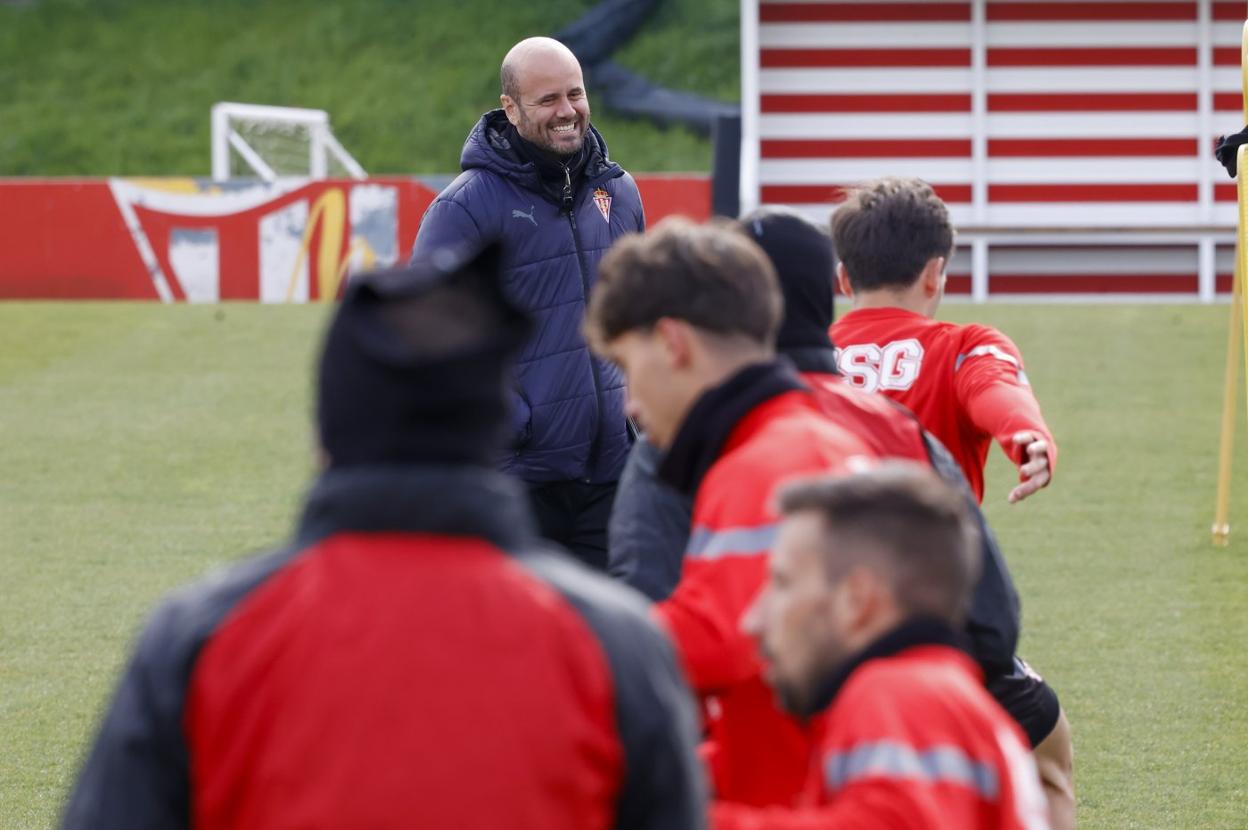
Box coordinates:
[713,638,1052,830]
[831,307,1056,503]
[657,388,877,807]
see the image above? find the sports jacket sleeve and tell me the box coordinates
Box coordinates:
[656,473,774,693]
[920,431,1020,677]
[528,550,708,830]
[606,613,709,830]
[621,170,647,233]
[608,437,694,602]
[954,327,1057,482]
[60,600,194,830]
[410,196,484,262]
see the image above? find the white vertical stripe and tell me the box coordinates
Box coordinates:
[1198,0,1215,223]
[259,200,310,304]
[107,179,175,303]
[971,0,988,224]
[741,0,761,213]
[168,229,220,303]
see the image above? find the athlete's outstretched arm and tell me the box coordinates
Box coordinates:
[955,336,1057,503]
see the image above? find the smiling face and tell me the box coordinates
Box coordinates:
[501,43,591,157]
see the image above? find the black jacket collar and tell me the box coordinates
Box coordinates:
[657,359,807,497]
[504,124,589,211]
[783,346,840,376]
[467,109,620,204]
[296,464,539,553]
[806,616,974,717]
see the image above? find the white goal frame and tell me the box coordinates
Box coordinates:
[210,101,366,182]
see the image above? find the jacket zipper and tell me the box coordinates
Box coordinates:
[564,164,603,482]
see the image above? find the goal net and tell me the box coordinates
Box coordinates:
[211,102,366,181]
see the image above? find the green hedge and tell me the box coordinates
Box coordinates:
[0,0,739,176]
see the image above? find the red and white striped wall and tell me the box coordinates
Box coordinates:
[740,0,1247,301]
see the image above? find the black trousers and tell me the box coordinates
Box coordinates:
[527,480,617,572]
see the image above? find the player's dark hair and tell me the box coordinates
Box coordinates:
[585,217,783,348]
[778,462,981,624]
[831,177,955,292]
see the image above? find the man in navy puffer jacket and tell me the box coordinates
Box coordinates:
[412,37,642,570]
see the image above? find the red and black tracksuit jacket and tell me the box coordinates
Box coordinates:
[655,360,878,808]
[789,347,1020,682]
[61,466,706,830]
[654,358,1021,809]
[713,619,1052,829]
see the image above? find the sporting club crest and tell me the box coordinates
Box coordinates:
[592,188,612,224]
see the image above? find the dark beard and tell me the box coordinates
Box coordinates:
[772,678,811,719]
[518,117,585,158]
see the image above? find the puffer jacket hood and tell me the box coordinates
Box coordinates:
[462,109,622,193]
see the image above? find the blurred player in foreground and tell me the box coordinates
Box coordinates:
[61,240,704,830]
[830,177,1056,506]
[715,464,1051,830]
[829,179,1074,828]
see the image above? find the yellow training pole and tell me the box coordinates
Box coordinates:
[1212,18,1248,545]
[1214,260,1241,545]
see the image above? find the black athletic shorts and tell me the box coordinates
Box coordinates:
[985,656,1061,749]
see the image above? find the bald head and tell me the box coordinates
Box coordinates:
[501,37,580,100]
[499,37,591,157]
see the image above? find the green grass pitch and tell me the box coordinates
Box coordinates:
[2,301,1247,828]
[0,0,739,177]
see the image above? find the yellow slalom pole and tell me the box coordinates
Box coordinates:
[1215,255,1242,546]
[1212,19,1248,546]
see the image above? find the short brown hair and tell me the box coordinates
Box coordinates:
[585,217,783,348]
[831,177,955,291]
[777,462,980,624]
